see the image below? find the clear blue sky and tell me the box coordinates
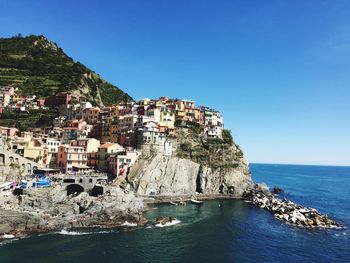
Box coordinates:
[1,0,349,166]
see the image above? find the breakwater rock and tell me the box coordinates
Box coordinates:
[0,185,146,238]
[244,185,342,229]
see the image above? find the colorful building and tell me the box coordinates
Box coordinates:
[97,142,124,171]
[107,150,140,176]
[57,145,88,173]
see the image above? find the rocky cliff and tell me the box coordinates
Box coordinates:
[127,127,254,198]
[0,185,146,236]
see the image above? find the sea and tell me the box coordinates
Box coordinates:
[0,163,349,262]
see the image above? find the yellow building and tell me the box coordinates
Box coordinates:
[23,139,49,167]
[97,142,124,170]
[82,107,101,124]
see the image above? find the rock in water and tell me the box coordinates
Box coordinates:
[155,216,174,225]
[272,186,284,194]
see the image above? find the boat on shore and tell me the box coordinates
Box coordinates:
[190,199,204,204]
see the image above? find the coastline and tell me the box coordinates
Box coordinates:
[0,182,344,241]
[140,193,239,204]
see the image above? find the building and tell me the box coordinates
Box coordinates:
[57,145,88,173]
[53,116,66,128]
[136,121,166,149]
[205,126,223,139]
[23,139,49,167]
[0,127,19,137]
[97,142,124,171]
[42,138,61,167]
[70,138,100,153]
[62,128,85,143]
[82,107,101,124]
[87,152,98,168]
[107,150,140,176]
[70,138,100,169]
[45,92,80,107]
[158,108,175,134]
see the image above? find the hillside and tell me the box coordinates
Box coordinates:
[0,34,132,106]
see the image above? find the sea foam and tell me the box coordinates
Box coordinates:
[154,219,181,228]
[121,221,138,227]
[57,229,113,236]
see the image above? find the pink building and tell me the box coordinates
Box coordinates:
[0,127,19,137]
[107,151,140,176]
[67,119,88,130]
[57,145,88,173]
[37,99,45,107]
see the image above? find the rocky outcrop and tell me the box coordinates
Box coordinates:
[127,126,254,197]
[197,166,253,197]
[127,151,253,198]
[243,184,342,229]
[0,184,146,237]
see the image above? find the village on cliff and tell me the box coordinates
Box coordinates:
[0,85,224,186]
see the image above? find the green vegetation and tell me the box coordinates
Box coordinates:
[222,129,234,145]
[176,127,243,170]
[0,35,132,105]
[0,108,58,129]
[180,142,192,152]
[174,120,203,134]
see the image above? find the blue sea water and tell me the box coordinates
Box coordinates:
[0,163,349,262]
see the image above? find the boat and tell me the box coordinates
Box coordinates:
[190,199,204,204]
[170,201,178,206]
[0,182,12,190]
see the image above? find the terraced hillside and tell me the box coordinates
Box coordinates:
[0,35,132,106]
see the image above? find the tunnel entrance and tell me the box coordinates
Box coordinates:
[195,167,203,194]
[90,185,104,197]
[66,184,84,196]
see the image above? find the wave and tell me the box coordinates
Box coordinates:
[154,219,181,228]
[121,221,138,227]
[56,229,113,236]
[1,234,15,239]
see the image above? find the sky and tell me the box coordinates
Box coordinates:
[0,0,349,166]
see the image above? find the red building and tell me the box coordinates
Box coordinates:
[45,92,80,107]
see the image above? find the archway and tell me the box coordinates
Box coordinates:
[66,184,84,196]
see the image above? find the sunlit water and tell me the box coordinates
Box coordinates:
[0,164,349,262]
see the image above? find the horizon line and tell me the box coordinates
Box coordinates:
[250,162,350,168]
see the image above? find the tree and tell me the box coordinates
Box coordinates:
[1,109,15,119]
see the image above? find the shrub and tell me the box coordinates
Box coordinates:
[188,121,203,134]
[180,142,192,152]
[222,129,233,145]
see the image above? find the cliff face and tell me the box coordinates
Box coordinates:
[127,127,254,198]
